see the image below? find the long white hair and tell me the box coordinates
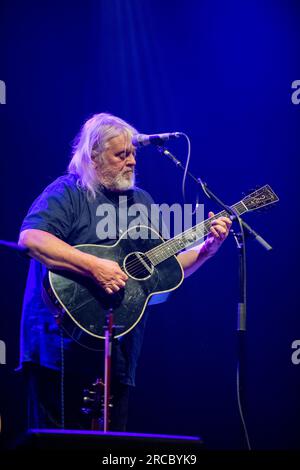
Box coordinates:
[68,113,137,199]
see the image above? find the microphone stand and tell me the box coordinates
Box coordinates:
[157,146,272,450]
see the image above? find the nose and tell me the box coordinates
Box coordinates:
[126,152,136,167]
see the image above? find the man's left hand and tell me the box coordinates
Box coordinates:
[203,211,232,257]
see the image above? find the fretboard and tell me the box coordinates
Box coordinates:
[146,200,247,266]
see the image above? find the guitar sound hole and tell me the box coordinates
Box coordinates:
[124,252,154,280]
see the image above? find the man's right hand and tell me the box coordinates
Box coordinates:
[19,229,128,295]
[89,257,128,295]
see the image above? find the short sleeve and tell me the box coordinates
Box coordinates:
[20,176,77,241]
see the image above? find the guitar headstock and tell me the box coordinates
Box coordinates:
[242,185,279,212]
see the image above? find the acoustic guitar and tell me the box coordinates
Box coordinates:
[43,185,278,348]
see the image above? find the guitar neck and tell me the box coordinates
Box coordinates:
[146,200,247,266]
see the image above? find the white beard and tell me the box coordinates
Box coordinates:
[100,170,135,192]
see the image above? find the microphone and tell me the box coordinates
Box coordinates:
[132,132,182,147]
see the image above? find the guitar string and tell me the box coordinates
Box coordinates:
[139,194,268,267]
[115,194,272,277]
[146,188,275,266]
[120,206,237,276]
[120,205,240,277]
[119,215,220,276]
[119,208,231,277]
[122,188,274,275]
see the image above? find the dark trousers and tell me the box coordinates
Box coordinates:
[23,363,131,432]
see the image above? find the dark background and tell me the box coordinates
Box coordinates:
[0,0,299,449]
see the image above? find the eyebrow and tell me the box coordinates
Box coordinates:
[115,148,136,157]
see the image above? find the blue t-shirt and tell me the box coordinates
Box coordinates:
[19,174,161,386]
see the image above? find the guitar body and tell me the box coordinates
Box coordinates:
[43,226,184,348]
